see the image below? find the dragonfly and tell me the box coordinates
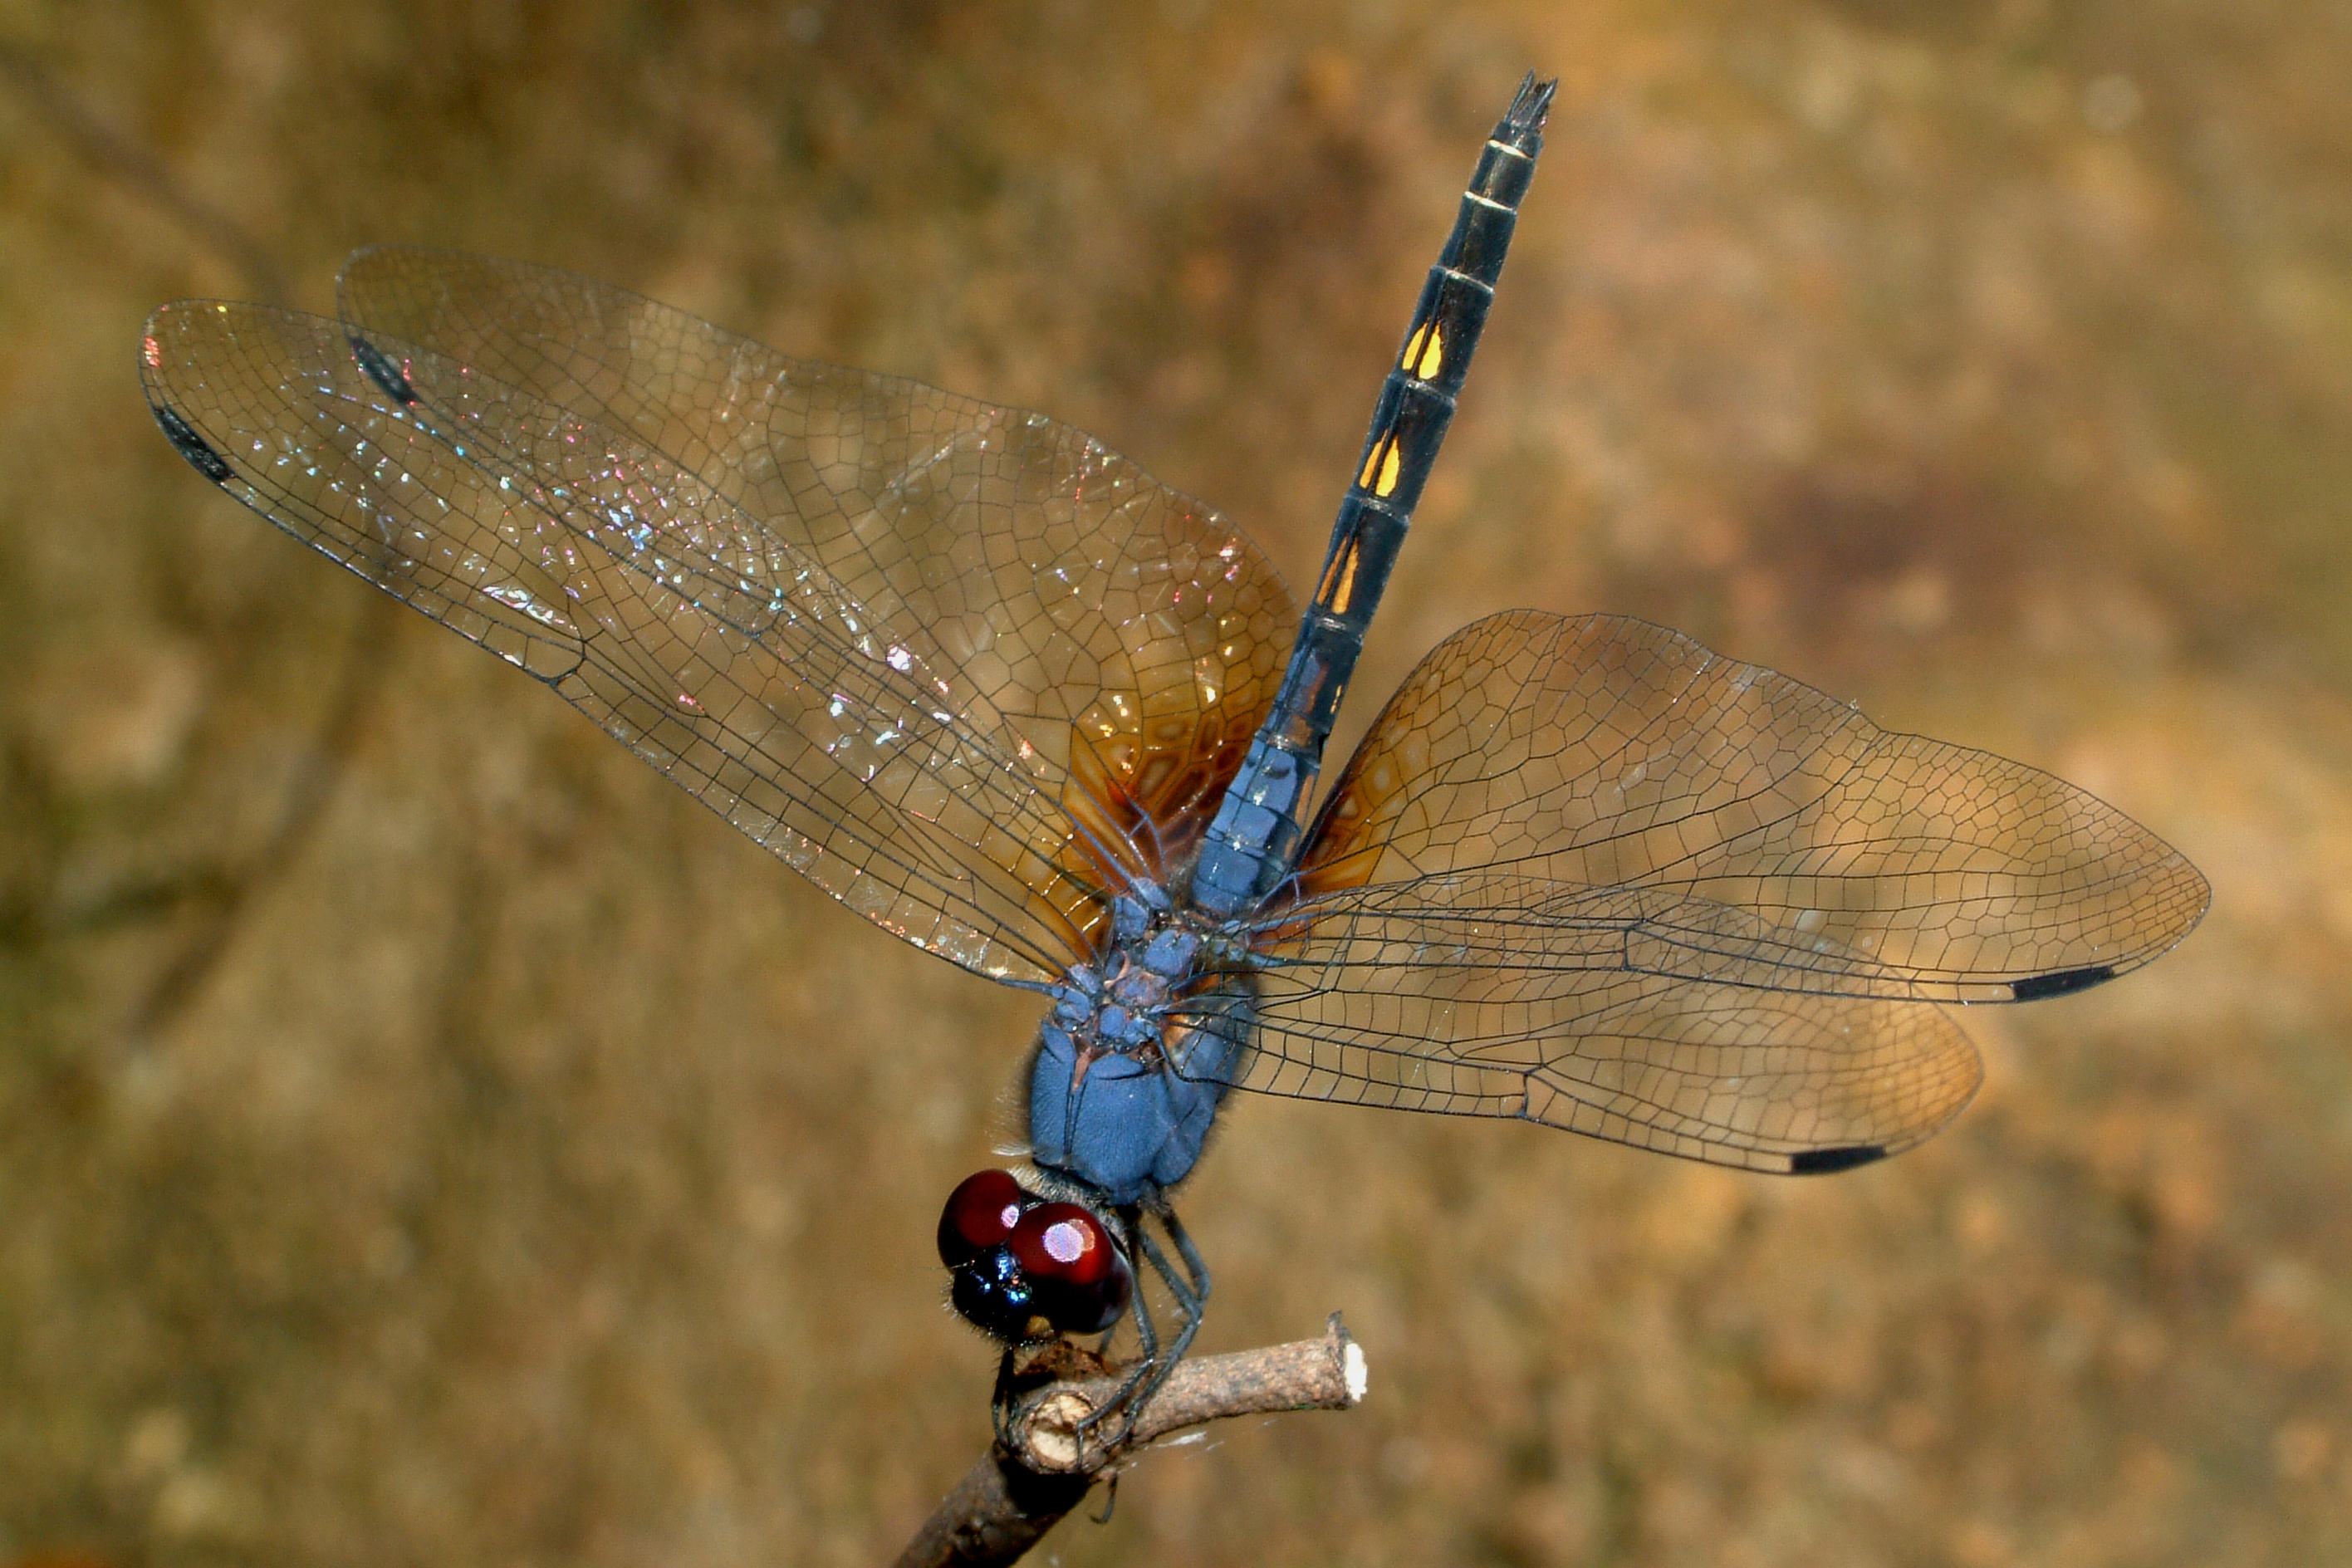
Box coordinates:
[141,75,2207,1430]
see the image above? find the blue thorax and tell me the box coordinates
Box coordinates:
[1025,891,1257,1204]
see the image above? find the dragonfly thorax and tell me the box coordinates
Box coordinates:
[1025,892,1256,1205]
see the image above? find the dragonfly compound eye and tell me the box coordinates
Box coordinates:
[1009,1202,1134,1335]
[936,1169,1031,1267]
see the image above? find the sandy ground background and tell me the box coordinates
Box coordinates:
[3,1,2349,1563]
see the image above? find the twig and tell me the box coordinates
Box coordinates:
[893,1315,1367,1567]
[0,35,401,1044]
[0,36,290,302]
[118,594,395,1044]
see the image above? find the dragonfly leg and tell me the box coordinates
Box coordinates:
[1115,1203,1208,1418]
[987,1345,1022,1448]
[1080,1200,1212,1447]
[1157,1203,1213,1367]
[1069,1204,1179,1448]
[1118,1205,1163,1370]
[1079,1210,1156,1438]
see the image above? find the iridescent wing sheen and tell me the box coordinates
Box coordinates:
[1217,610,2207,1171]
[142,274,1294,986]
[331,251,1293,904]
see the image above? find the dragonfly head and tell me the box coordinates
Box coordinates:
[935,1169,1133,1344]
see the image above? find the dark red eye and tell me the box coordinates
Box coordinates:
[1009,1203,1117,1286]
[1010,1203,1134,1335]
[937,1169,1031,1267]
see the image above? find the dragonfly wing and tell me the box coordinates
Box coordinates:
[1224,609,2206,1169]
[1296,610,2208,1002]
[141,296,1289,984]
[336,248,1296,903]
[1230,871,1982,1171]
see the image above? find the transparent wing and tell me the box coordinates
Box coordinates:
[1229,872,1982,1171]
[334,249,1292,901]
[142,287,1294,986]
[1213,610,2207,1171]
[1294,610,2208,1001]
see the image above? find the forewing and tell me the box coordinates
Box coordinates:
[336,248,1296,901]
[141,298,1286,982]
[1295,610,2208,1002]
[1227,871,1982,1172]
[1221,610,2205,1169]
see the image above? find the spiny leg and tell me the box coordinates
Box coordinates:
[1117,1204,1209,1419]
[1157,1204,1213,1367]
[1075,1200,1213,1446]
[1071,1204,1183,1447]
[1119,1204,1163,1372]
[987,1345,1022,1448]
[1071,1208,1158,1443]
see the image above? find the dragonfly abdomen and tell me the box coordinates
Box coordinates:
[1190,73,1559,920]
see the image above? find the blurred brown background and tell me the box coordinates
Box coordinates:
[2,0,2345,1563]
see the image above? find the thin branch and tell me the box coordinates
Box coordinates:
[0,36,289,302]
[119,594,395,1044]
[0,36,403,1045]
[894,1316,1367,1567]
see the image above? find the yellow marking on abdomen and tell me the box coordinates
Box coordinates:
[1358,432,1393,490]
[1403,321,1444,380]
[1320,539,1361,612]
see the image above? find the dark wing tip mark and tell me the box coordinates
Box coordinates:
[153,405,233,484]
[350,336,419,405]
[1788,1144,1888,1175]
[2011,964,2118,1002]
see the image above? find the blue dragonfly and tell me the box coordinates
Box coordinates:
[140,75,2207,1427]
